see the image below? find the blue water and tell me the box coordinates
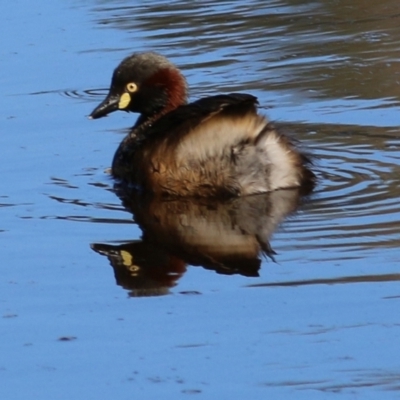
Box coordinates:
[1,0,400,398]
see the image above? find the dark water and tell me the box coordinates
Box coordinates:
[1,0,400,398]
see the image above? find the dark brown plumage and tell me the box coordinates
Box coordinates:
[89,52,314,197]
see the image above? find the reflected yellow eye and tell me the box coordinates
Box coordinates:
[126,82,138,93]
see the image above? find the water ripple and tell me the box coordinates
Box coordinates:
[275,123,400,258]
[29,88,109,101]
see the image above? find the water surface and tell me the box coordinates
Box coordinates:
[1,0,400,399]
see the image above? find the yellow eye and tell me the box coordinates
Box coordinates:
[126,82,137,93]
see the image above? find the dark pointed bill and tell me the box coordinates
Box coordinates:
[88,94,120,119]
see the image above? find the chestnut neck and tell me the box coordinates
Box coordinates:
[134,67,188,130]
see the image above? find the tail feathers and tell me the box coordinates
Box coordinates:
[255,124,314,191]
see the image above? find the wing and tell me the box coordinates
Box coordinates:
[141,93,268,189]
[140,93,260,143]
[136,94,270,196]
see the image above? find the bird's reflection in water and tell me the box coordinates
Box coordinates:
[91,186,309,297]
